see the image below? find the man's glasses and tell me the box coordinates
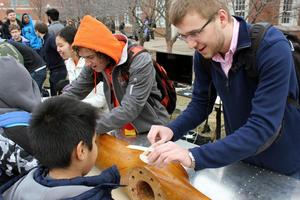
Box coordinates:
[177,13,216,42]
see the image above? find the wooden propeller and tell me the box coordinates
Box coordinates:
[95,134,210,200]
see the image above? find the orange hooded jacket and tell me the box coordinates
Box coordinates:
[73,15,123,65]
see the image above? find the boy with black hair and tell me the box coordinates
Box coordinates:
[1,96,120,199]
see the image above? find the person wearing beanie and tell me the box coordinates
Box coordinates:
[62,15,169,136]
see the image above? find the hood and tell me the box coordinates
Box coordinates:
[21,13,33,26]
[0,56,41,113]
[73,15,123,64]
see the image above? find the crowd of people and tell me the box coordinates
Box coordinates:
[0,0,300,199]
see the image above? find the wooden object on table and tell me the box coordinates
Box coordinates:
[95,134,210,200]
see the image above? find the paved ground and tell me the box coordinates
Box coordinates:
[144,36,194,55]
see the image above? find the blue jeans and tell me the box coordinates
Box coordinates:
[31,67,47,93]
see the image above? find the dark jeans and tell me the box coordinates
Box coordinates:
[30,67,47,93]
[49,68,67,96]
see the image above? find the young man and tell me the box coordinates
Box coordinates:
[2,9,22,39]
[35,22,67,96]
[63,15,169,136]
[147,0,300,179]
[9,24,30,46]
[0,96,120,199]
[45,8,64,36]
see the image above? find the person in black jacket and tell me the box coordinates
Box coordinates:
[8,41,47,93]
[35,22,67,96]
[2,9,23,39]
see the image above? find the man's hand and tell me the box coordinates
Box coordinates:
[147,141,192,168]
[147,125,174,145]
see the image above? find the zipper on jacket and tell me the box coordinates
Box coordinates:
[129,78,137,95]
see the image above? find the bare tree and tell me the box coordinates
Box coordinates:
[30,0,47,20]
[128,0,176,52]
[229,0,300,24]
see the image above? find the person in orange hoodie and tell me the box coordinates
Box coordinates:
[62,15,169,137]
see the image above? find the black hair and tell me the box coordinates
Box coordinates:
[34,22,48,34]
[45,8,59,21]
[21,13,30,25]
[29,96,98,169]
[57,26,77,45]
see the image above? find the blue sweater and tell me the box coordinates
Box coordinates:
[21,15,42,50]
[169,17,300,176]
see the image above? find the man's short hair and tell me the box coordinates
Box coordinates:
[9,24,21,32]
[29,96,98,169]
[169,0,230,25]
[45,8,59,21]
[34,22,48,34]
[6,9,15,16]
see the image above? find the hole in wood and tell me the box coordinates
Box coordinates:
[136,180,154,200]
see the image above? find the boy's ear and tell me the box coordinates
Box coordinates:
[76,141,87,161]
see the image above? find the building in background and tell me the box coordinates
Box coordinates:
[0,0,299,35]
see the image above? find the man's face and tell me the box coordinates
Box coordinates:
[7,12,16,22]
[176,11,225,59]
[78,47,109,72]
[10,29,21,41]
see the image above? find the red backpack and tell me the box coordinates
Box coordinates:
[125,44,177,114]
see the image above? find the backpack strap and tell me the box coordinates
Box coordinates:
[244,22,272,79]
[127,44,148,65]
[0,111,31,128]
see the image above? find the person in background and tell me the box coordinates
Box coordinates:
[2,9,22,39]
[147,0,300,179]
[142,15,150,42]
[62,15,169,136]
[0,96,120,199]
[9,24,30,46]
[56,26,107,111]
[45,8,64,36]
[21,13,42,51]
[149,17,156,40]
[9,41,47,93]
[0,56,40,185]
[35,22,67,96]
[119,21,126,35]
[0,21,4,38]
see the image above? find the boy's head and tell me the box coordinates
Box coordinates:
[6,9,16,22]
[9,24,21,42]
[34,22,48,37]
[29,96,99,175]
[45,8,59,22]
